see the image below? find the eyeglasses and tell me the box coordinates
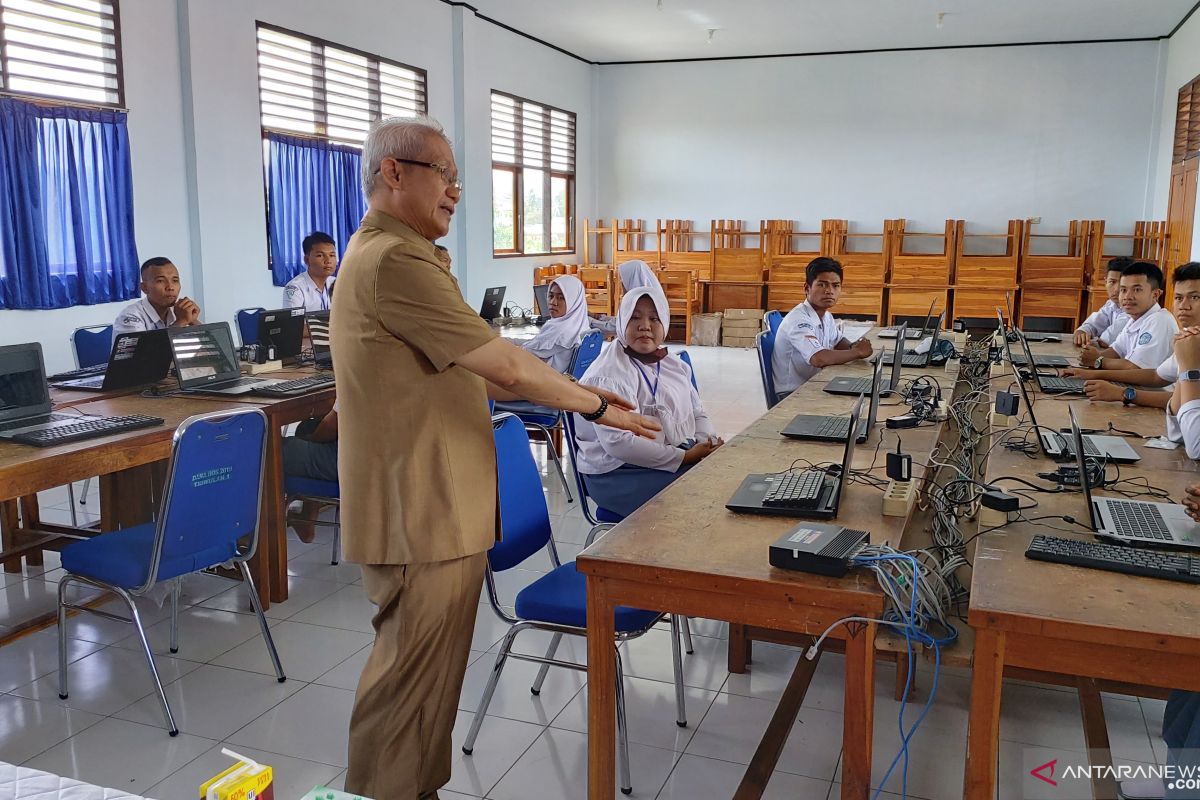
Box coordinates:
[388,157,463,191]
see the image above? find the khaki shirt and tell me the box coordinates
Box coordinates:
[331,209,498,565]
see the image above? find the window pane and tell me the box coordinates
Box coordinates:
[492,169,515,251]
[522,168,545,253]
[550,176,568,249]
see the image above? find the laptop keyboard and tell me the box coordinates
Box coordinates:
[253,374,336,397]
[762,470,826,509]
[1062,438,1102,458]
[1108,502,1173,541]
[803,416,851,439]
[47,364,106,382]
[11,414,163,447]
[213,377,265,390]
[1040,376,1084,392]
[1026,535,1200,583]
[834,378,870,394]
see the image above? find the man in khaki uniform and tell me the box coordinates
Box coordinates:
[332,116,657,800]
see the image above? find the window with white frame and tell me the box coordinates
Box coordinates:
[0,0,124,107]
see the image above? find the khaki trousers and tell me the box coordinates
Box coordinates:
[345,552,486,799]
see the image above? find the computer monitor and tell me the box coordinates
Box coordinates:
[479,287,506,321]
[257,307,306,361]
[533,284,551,316]
[0,343,51,424]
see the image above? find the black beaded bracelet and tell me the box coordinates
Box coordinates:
[581,396,608,422]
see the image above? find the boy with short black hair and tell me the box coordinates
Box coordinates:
[1074,256,1134,347]
[283,231,337,312]
[1075,261,1177,376]
[770,257,872,398]
[113,257,201,335]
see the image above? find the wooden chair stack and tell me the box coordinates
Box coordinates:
[1017,220,1087,330]
[827,219,890,321]
[657,268,701,343]
[578,266,620,316]
[888,219,955,325]
[1084,221,1171,316]
[707,219,767,313]
[614,219,660,267]
[952,219,1022,323]
[582,218,614,268]
[763,220,826,311]
[658,219,712,282]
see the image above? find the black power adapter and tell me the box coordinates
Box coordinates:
[886,440,912,482]
[981,490,1020,513]
[995,390,1019,417]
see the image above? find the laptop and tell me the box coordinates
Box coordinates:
[727,394,862,520]
[533,284,551,316]
[1069,407,1199,549]
[1001,327,1139,463]
[784,353,881,444]
[1013,328,1085,395]
[996,308,1069,368]
[306,311,332,369]
[825,323,905,396]
[480,287,506,322]
[257,307,306,362]
[52,330,172,392]
[168,323,286,395]
[877,299,935,340]
[878,313,947,368]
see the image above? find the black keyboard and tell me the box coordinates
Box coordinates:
[48,364,106,381]
[11,414,164,447]
[1025,535,1200,583]
[1011,354,1070,368]
[1061,438,1102,458]
[835,378,871,394]
[762,470,826,508]
[1108,501,1173,541]
[1039,376,1084,393]
[253,374,336,397]
[804,416,850,439]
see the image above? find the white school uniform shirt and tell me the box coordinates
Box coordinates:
[1158,355,1183,442]
[1078,299,1128,341]
[1175,398,1200,459]
[771,300,845,395]
[1109,305,1179,369]
[113,296,176,336]
[283,272,334,313]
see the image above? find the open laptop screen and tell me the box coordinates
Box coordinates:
[533,284,550,316]
[1068,407,1104,532]
[169,323,240,387]
[307,311,332,368]
[830,394,864,512]
[0,343,50,422]
[257,308,305,360]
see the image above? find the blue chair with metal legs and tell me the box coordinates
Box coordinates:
[235,307,264,347]
[283,477,341,565]
[462,414,688,794]
[56,408,285,736]
[756,310,785,408]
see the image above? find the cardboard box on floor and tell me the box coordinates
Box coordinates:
[723,308,765,321]
[723,334,758,348]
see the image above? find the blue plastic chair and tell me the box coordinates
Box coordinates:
[72,325,113,369]
[236,308,264,347]
[677,349,699,390]
[462,414,687,795]
[57,408,285,735]
[757,311,785,408]
[283,476,341,565]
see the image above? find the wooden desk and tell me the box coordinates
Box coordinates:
[963,370,1200,799]
[577,341,952,800]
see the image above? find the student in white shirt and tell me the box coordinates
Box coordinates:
[1073,256,1133,347]
[770,257,872,398]
[520,275,592,372]
[112,257,201,335]
[1072,261,1178,379]
[283,231,337,312]
[574,287,722,517]
[1070,263,1200,417]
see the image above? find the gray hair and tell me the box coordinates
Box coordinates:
[361,114,451,197]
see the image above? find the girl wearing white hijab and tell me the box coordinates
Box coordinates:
[574,286,723,517]
[521,275,592,372]
[618,259,662,294]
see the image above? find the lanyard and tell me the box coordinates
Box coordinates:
[635,362,661,400]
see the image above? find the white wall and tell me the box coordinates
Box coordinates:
[1151,9,1200,259]
[597,42,1162,237]
[0,0,193,373]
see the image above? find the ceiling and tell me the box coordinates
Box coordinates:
[463,0,1197,63]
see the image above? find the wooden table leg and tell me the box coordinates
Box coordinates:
[99,466,161,530]
[841,622,876,800]
[1,500,20,572]
[258,423,286,607]
[728,623,752,673]
[586,577,616,799]
[734,642,820,800]
[964,628,1005,800]
[1077,677,1119,800]
[18,496,43,566]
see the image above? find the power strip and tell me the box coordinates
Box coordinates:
[989,362,1008,379]
[978,505,1012,529]
[882,480,918,517]
[934,400,950,421]
[990,410,1017,427]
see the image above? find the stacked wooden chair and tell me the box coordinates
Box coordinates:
[887,219,955,325]
[953,219,1022,324]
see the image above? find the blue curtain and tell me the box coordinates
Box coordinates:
[266,132,366,287]
[0,98,140,310]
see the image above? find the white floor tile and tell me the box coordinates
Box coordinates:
[620,626,730,692]
[0,627,106,693]
[14,645,199,716]
[657,753,835,800]
[313,644,373,692]
[58,596,174,645]
[1101,692,1158,764]
[487,726,678,800]
[227,683,355,767]
[147,742,343,800]
[212,619,372,681]
[288,584,376,633]
[998,682,1087,751]
[471,603,518,652]
[0,694,103,764]
[113,663,301,740]
[721,642,803,703]
[112,606,269,663]
[287,548,364,584]
[448,710,545,797]
[459,643,585,726]
[23,717,214,794]
[203,574,344,621]
[551,674,717,753]
[0,579,63,628]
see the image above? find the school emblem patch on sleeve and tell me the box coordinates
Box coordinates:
[284,286,297,298]
[1138,332,1153,346]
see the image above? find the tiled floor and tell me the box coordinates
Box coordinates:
[0,346,1170,799]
